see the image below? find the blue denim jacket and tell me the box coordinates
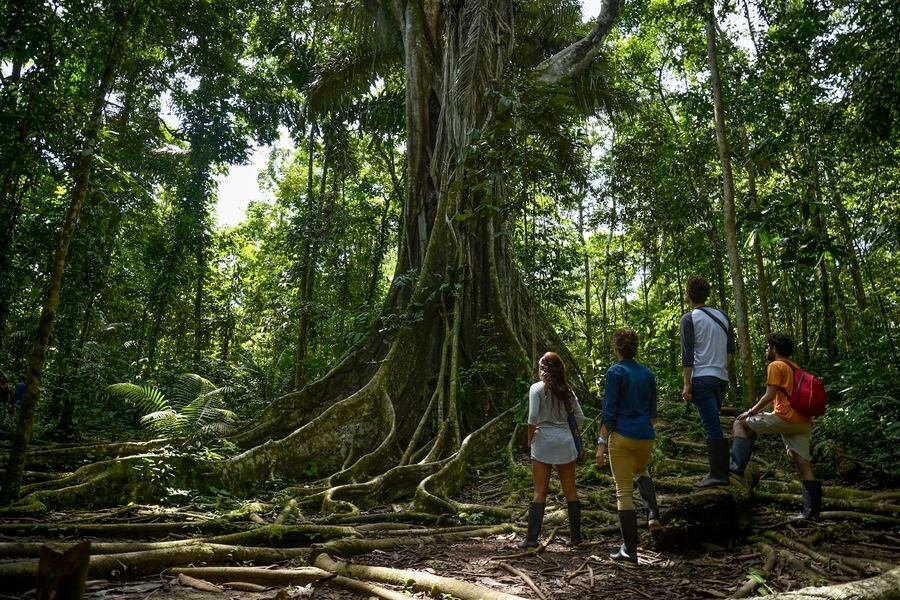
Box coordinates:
[602,359,657,440]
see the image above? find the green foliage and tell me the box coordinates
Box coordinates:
[107,374,236,437]
[816,394,900,484]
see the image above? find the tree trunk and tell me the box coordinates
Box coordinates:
[293,123,332,389]
[704,5,756,404]
[826,180,867,309]
[0,0,136,503]
[742,129,771,336]
[55,204,125,437]
[578,196,594,377]
[8,0,623,512]
[0,87,33,350]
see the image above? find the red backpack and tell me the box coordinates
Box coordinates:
[778,360,827,417]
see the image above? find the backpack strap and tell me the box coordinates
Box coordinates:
[697,306,730,335]
[773,359,799,396]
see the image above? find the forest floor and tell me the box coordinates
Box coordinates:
[2,409,899,599]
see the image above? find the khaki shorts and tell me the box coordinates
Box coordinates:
[746,412,812,461]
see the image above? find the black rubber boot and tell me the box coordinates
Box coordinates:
[729,436,754,476]
[565,500,582,546]
[636,476,662,531]
[517,502,545,548]
[695,439,731,488]
[790,480,822,522]
[609,509,638,563]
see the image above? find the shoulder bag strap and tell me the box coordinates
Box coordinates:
[697,306,730,335]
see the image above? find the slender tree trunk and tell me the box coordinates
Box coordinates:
[293,128,333,389]
[742,128,771,336]
[0,87,34,349]
[799,277,810,364]
[56,204,124,437]
[832,261,853,353]
[601,195,616,355]
[193,243,206,370]
[815,210,838,364]
[577,196,593,375]
[826,182,867,309]
[807,153,838,364]
[705,5,756,403]
[1,1,135,503]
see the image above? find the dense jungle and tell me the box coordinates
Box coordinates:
[0,0,898,598]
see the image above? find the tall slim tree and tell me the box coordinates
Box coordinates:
[704,2,756,403]
[1,0,137,502]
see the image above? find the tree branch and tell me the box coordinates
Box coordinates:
[534,0,624,84]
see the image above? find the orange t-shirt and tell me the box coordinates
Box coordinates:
[768,360,812,424]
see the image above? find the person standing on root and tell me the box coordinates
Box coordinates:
[730,333,821,521]
[680,275,735,488]
[596,328,660,564]
[519,351,585,549]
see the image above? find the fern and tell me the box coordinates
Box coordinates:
[108,383,170,416]
[107,374,236,438]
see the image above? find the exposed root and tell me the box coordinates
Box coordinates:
[414,407,516,519]
[314,553,528,600]
[0,543,309,590]
[742,566,900,599]
[311,523,514,558]
[763,530,895,575]
[754,491,900,516]
[733,543,777,598]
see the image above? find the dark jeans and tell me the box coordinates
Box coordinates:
[692,376,727,440]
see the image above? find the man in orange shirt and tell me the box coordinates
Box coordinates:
[729,333,821,521]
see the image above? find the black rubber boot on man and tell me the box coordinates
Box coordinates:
[566,500,582,546]
[790,480,822,522]
[695,438,731,488]
[609,509,638,563]
[517,502,545,548]
[636,476,662,531]
[729,436,754,476]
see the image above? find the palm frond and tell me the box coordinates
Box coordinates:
[307,40,402,116]
[182,386,235,426]
[140,410,186,436]
[171,373,217,409]
[568,53,634,120]
[108,383,170,416]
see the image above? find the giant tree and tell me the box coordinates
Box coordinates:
[5,0,626,510]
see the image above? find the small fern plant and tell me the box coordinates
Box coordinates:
[108,374,236,437]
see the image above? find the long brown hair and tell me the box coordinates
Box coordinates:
[538,352,574,411]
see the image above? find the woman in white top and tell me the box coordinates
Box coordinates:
[518,352,585,548]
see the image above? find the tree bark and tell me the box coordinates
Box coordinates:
[704,5,756,403]
[578,195,594,377]
[742,128,771,336]
[0,0,136,503]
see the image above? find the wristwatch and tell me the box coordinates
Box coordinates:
[596,436,608,446]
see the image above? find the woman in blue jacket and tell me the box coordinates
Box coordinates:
[595,328,661,563]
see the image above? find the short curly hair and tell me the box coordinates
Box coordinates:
[686,275,711,304]
[766,332,794,358]
[612,328,639,359]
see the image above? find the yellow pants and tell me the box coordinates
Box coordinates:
[608,432,654,510]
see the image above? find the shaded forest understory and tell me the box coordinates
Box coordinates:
[2,404,897,599]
